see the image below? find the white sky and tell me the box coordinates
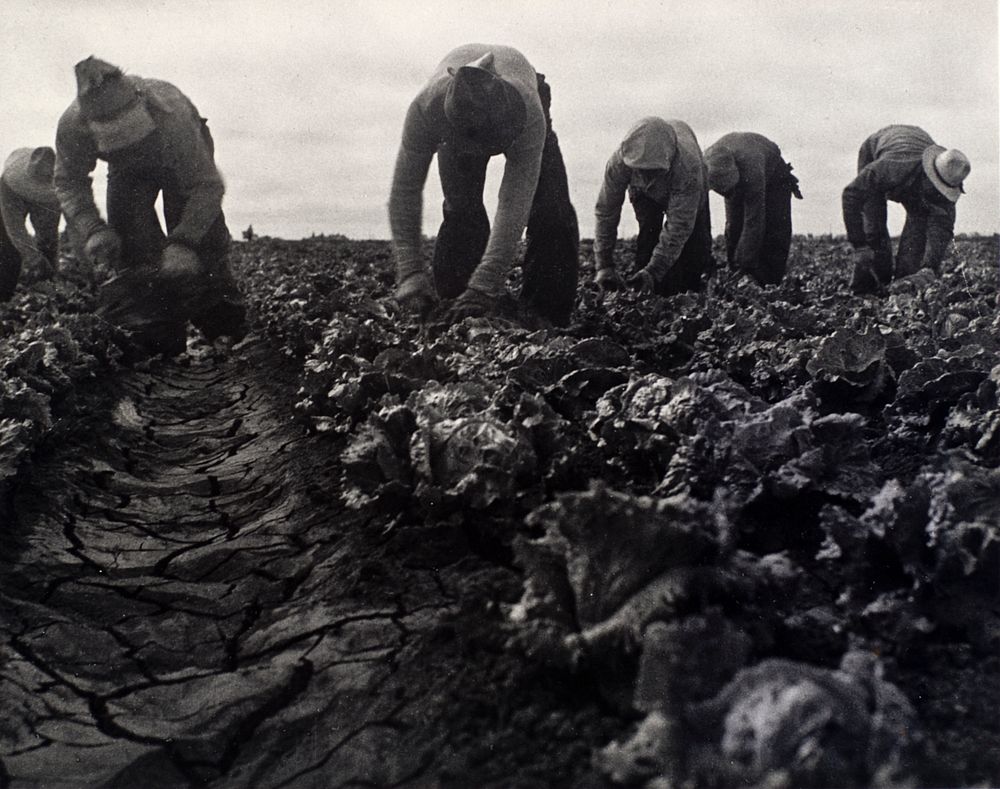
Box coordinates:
[2,0,997,240]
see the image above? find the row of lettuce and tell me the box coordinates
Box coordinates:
[5,234,992,786]
[0,263,123,521]
[236,234,998,787]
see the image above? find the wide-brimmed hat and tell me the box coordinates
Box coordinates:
[444,52,526,153]
[922,145,970,202]
[620,117,677,170]
[2,147,58,205]
[704,146,740,195]
[74,56,156,153]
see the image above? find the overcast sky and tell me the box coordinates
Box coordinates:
[2,0,997,241]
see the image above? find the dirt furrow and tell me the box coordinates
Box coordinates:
[0,340,485,788]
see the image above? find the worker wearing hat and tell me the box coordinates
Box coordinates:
[54,56,246,355]
[842,125,970,294]
[388,44,579,326]
[594,117,714,296]
[704,132,802,286]
[0,147,62,300]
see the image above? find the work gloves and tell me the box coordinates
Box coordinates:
[850,247,884,295]
[626,268,656,294]
[394,272,439,320]
[594,266,656,293]
[444,287,495,322]
[595,266,624,291]
[84,227,122,269]
[393,273,498,323]
[157,243,204,305]
[597,266,657,295]
[19,250,55,283]
[160,243,202,280]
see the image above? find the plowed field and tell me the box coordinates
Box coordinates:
[1,235,997,788]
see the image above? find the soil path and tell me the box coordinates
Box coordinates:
[0,340,525,788]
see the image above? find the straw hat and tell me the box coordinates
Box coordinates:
[444,52,526,153]
[2,147,59,205]
[74,56,156,153]
[921,145,970,203]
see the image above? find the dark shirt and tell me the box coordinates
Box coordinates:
[842,125,955,269]
[704,132,787,268]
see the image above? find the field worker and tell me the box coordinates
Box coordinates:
[704,132,802,286]
[0,147,61,300]
[594,117,713,296]
[842,125,970,294]
[54,56,247,355]
[388,44,579,326]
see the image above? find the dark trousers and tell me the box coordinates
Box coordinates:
[723,180,793,286]
[0,219,21,300]
[432,74,580,326]
[854,199,930,291]
[102,164,245,346]
[0,187,59,300]
[894,212,930,277]
[631,188,714,296]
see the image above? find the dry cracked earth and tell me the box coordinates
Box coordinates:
[2,340,579,788]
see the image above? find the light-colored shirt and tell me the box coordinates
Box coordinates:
[387,44,546,295]
[54,77,225,248]
[1,148,61,261]
[594,117,706,281]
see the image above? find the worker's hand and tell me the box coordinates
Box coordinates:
[626,268,656,295]
[444,287,496,322]
[851,247,881,284]
[160,244,202,280]
[849,247,885,295]
[595,266,624,291]
[394,272,439,320]
[22,251,55,281]
[84,227,121,269]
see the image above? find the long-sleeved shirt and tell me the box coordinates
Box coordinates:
[387,43,546,295]
[842,125,955,268]
[704,132,787,269]
[594,117,706,281]
[1,149,61,261]
[54,77,225,249]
